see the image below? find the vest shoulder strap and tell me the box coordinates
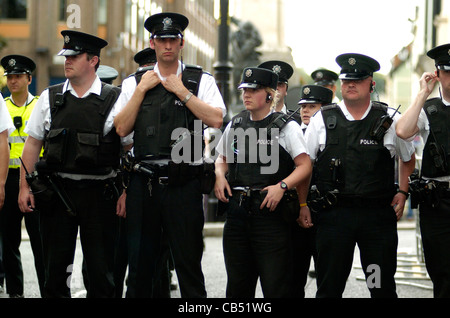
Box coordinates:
[182,64,203,96]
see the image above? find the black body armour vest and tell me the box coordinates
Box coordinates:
[133,65,204,161]
[227,110,295,189]
[314,103,395,198]
[42,82,121,175]
[422,98,450,178]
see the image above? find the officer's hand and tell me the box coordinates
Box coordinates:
[391,193,406,221]
[116,191,126,218]
[261,185,284,212]
[214,175,231,203]
[161,73,186,97]
[420,72,438,96]
[298,205,313,228]
[0,186,4,211]
[138,70,161,92]
[18,188,34,213]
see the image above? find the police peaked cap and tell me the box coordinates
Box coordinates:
[145,12,189,38]
[134,48,157,66]
[96,65,118,84]
[258,60,293,84]
[427,43,450,70]
[238,67,279,91]
[311,68,338,86]
[298,85,333,105]
[336,53,380,80]
[1,55,36,75]
[58,30,108,57]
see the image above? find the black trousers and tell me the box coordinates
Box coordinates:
[419,196,450,298]
[315,205,398,298]
[125,173,206,298]
[222,196,293,298]
[0,168,45,296]
[290,218,317,298]
[39,179,119,298]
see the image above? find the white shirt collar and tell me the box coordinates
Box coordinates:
[338,100,372,121]
[154,61,183,81]
[64,75,102,98]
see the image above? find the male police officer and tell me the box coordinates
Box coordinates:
[303,53,415,298]
[0,97,15,286]
[114,12,225,298]
[311,68,340,103]
[0,95,14,207]
[258,60,294,114]
[396,43,450,298]
[0,55,45,297]
[18,30,131,298]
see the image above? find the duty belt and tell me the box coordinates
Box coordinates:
[336,195,393,208]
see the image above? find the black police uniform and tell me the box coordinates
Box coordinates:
[36,30,122,298]
[0,55,45,297]
[413,44,450,298]
[292,84,333,297]
[125,13,209,298]
[312,54,399,298]
[219,67,300,297]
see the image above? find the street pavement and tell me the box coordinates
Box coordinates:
[4,217,434,299]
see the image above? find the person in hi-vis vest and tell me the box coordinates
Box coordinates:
[0,55,45,298]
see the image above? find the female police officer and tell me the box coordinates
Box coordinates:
[214,67,311,297]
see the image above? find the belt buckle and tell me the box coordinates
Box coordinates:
[159,177,169,185]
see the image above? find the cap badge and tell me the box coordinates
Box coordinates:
[272,65,281,74]
[163,17,173,28]
[316,72,323,79]
[303,87,311,95]
[348,57,356,66]
[64,35,70,44]
[8,59,16,67]
[245,69,253,77]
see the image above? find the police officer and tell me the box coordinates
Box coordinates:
[0,55,45,297]
[18,30,132,298]
[114,12,226,298]
[396,43,450,298]
[97,65,119,85]
[258,60,294,114]
[0,94,15,295]
[299,85,333,132]
[311,68,340,103]
[214,67,311,297]
[292,84,333,297]
[0,96,14,209]
[303,53,416,298]
[134,47,157,67]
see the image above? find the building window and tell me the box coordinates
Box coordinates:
[59,0,67,21]
[0,0,27,19]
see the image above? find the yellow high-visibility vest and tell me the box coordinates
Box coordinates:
[5,95,42,168]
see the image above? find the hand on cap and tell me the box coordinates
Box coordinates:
[420,72,438,95]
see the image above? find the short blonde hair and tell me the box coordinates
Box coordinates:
[264,87,279,110]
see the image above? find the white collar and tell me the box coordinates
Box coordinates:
[64,76,102,98]
[154,61,183,81]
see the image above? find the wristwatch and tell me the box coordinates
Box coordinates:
[182,92,193,104]
[397,189,409,199]
[279,181,288,191]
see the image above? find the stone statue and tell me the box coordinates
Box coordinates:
[230,17,262,102]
